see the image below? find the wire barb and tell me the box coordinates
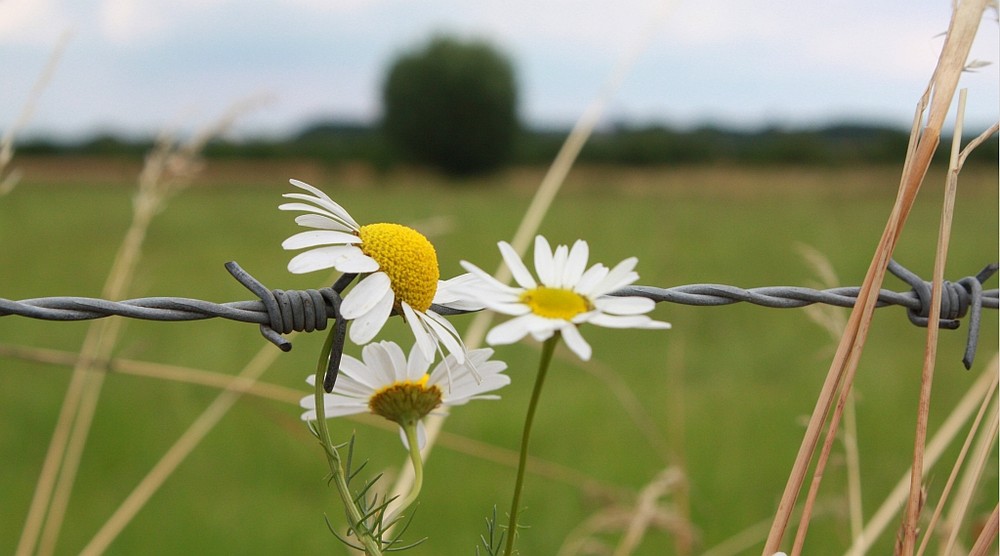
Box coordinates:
[887,260,998,369]
[225,261,339,352]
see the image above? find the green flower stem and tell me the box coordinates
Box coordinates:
[503,333,560,556]
[313,324,384,556]
[389,422,425,521]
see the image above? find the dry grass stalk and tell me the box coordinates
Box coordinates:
[967,505,998,556]
[702,519,776,556]
[796,245,865,548]
[937,393,998,554]
[958,122,1000,167]
[763,1,991,553]
[613,468,691,555]
[77,344,284,556]
[663,343,693,556]
[789,356,855,554]
[895,488,927,556]
[897,88,969,555]
[554,467,693,556]
[0,342,304,404]
[796,243,848,340]
[701,501,840,556]
[912,102,997,556]
[0,31,70,197]
[844,353,998,555]
[790,246,852,554]
[840,383,864,548]
[15,99,261,556]
[18,134,187,556]
[914,368,997,555]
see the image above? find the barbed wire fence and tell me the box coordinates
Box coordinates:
[2,258,996,386]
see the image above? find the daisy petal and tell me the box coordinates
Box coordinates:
[337,354,381,391]
[400,422,428,450]
[287,246,359,273]
[281,230,362,250]
[485,316,532,346]
[383,341,411,380]
[550,244,569,287]
[499,241,537,290]
[590,257,639,295]
[472,293,532,316]
[300,409,318,421]
[363,341,404,385]
[594,295,656,315]
[433,273,487,311]
[334,249,380,273]
[575,263,609,294]
[288,179,360,228]
[560,325,592,361]
[420,310,466,364]
[402,302,437,362]
[325,402,371,418]
[522,313,562,335]
[288,178,335,200]
[406,342,432,381]
[459,261,522,294]
[587,313,670,329]
[293,214,355,232]
[333,368,381,397]
[562,240,589,287]
[348,288,394,345]
[278,202,346,223]
[341,272,392,319]
[533,235,554,286]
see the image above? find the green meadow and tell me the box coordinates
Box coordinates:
[1,161,996,554]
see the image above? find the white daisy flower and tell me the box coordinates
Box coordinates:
[459,235,671,360]
[300,340,509,448]
[280,178,475,363]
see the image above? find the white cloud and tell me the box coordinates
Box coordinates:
[98,0,165,44]
[479,0,665,45]
[0,0,72,45]
[97,0,233,45]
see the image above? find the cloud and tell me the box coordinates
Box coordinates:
[98,0,165,44]
[97,0,233,45]
[0,0,72,45]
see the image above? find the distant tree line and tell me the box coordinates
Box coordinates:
[15,121,995,168]
[13,34,996,173]
[9,34,998,174]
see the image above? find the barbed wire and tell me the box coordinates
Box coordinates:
[2,260,996,374]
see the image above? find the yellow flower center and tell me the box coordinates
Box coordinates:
[368,375,442,426]
[519,286,592,320]
[358,223,439,312]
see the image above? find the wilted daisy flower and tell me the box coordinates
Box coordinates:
[460,235,670,360]
[300,341,509,448]
[280,179,474,363]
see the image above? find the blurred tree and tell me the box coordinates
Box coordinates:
[381,35,519,176]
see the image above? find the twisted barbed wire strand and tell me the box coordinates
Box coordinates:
[2,260,996,370]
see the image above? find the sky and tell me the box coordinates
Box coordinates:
[2,0,998,140]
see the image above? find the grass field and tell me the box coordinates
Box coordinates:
[1,159,997,555]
